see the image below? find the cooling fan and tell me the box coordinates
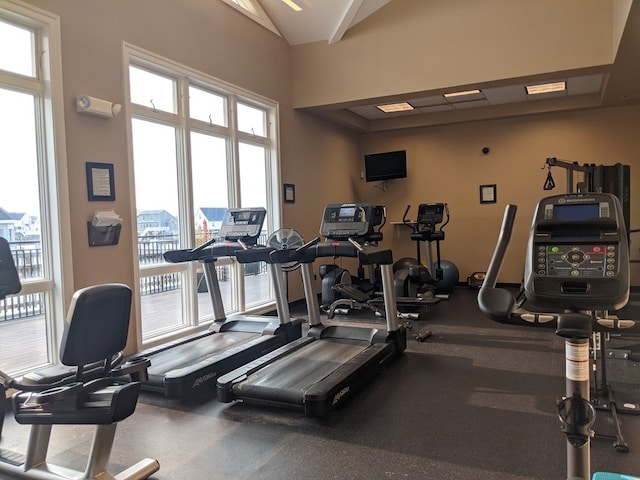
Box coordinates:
[267,228,304,271]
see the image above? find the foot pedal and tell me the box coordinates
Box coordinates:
[0,448,26,466]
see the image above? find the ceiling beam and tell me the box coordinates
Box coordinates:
[328,0,363,44]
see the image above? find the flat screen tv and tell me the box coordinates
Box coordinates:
[364,150,407,182]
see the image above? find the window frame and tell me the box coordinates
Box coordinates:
[122,42,282,351]
[0,0,73,371]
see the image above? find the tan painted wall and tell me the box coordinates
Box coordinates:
[356,106,640,286]
[292,0,616,108]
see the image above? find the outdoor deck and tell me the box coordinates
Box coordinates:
[0,271,272,375]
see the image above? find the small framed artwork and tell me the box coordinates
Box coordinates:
[86,162,115,201]
[480,184,497,204]
[283,183,296,204]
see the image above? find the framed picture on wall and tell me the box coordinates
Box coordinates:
[479,184,496,204]
[283,183,295,203]
[86,162,115,201]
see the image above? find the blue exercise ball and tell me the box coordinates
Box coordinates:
[433,260,459,291]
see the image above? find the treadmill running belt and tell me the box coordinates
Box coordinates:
[233,338,371,404]
[146,331,263,386]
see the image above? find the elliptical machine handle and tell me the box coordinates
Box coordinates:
[401,205,412,227]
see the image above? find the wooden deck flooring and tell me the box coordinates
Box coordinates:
[0,272,272,375]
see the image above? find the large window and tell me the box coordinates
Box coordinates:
[124,45,281,348]
[0,2,71,375]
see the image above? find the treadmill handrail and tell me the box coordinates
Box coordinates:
[164,241,247,263]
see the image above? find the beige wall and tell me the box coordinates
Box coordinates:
[292,0,617,109]
[356,106,640,286]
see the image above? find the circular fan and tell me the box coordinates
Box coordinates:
[267,228,304,271]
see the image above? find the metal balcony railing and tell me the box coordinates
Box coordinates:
[1,233,269,321]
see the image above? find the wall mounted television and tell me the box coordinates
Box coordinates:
[364,150,407,182]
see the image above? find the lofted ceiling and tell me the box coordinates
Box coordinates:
[246,0,640,131]
[258,0,391,45]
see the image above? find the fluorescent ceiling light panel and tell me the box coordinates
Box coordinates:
[376,102,414,113]
[282,0,303,11]
[443,89,481,98]
[526,81,566,95]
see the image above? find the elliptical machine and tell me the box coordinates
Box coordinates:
[319,204,386,310]
[478,193,638,480]
[394,203,450,299]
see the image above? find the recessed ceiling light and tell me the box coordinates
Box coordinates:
[526,81,566,95]
[282,0,303,11]
[443,89,481,98]
[376,102,414,113]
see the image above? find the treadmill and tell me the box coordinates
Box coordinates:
[217,203,407,417]
[133,207,302,397]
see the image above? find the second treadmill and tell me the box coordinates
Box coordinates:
[217,203,407,416]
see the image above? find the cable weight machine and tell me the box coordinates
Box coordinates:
[542,156,638,455]
[542,157,631,237]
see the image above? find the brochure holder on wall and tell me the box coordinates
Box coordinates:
[87,222,121,247]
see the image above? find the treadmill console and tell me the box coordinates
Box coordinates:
[219,208,266,244]
[523,193,629,310]
[320,203,373,240]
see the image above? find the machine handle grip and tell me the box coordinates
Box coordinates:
[401,205,411,226]
[477,204,518,323]
[483,204,517,289]
[348,237,364,252]
[296,236,320,253]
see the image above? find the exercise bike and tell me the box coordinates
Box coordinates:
[0,236,159,479]
[478,193,639,480]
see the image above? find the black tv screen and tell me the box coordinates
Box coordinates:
[364,150,407,182]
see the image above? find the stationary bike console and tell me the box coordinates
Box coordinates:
[523,194,629,311]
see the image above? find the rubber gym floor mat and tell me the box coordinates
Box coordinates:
[3,287,638,479]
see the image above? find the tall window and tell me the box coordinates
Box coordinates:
[0,3,71,375]
[124,45,281,347]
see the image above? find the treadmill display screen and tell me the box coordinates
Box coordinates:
[231,210,256,224]
[338,206,356,220]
